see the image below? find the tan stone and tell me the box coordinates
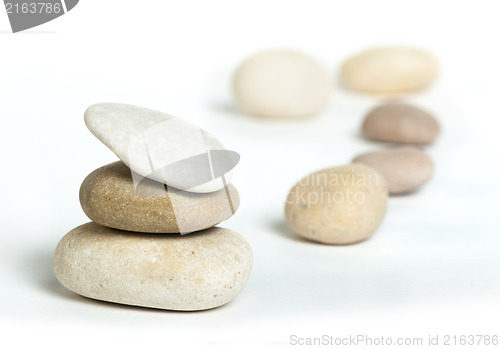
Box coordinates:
[80,162,239,233]
[341,46,439,93]
[353,146,434,194]
[53,223,253,311]
[285,164,388,244]
[233,49,332,118]
[362,103,440,144]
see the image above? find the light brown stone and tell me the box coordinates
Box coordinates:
[285,164,388,245]
[353,146,434,194]
[362,103,440,144]
[341,46,439,93]
[53,223,253,311]
[80,162,239,233]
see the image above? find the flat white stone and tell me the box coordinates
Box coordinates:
[85,103,237,193]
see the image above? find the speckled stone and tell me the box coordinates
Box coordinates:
[80,162,239,233]
[362,103,440,144]
[233,49,332,118]
[353,146,434,194]
[341,46,439,93]
[53,223,253,311]
[285,164,388,245]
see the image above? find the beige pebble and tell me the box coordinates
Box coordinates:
[53,223,253,311]
[341,46,439,93]
[233,49,332,118]
[80,162,239,233]
[362,103,440,144]
[285,164,388,245]
[353,146,434,194]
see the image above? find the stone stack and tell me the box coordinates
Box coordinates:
[53,103,253,311]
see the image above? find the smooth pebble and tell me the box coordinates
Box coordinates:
[362,103,440,144]
[80,162,239,233]
[341,46,439,93]
[84,103,238,193]
[234,49,332,118]
[53,223,253,311]
[285,164,388,244]
[353,146,434,194]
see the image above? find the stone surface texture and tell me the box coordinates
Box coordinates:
[285,164,388,245]
[80,162,239,233]
[53,223,253,311]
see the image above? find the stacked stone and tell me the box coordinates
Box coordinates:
[53,103,253,311]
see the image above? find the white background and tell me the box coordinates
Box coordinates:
[1,1,500,348]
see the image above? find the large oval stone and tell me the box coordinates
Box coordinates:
[353,146,434,194]
[285,164,388,245]
[341,46,439,93]
[80,162,239,233]
[53,223,253,311]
